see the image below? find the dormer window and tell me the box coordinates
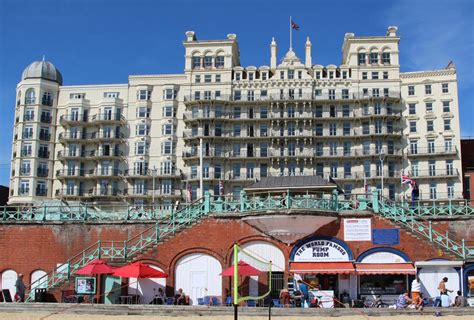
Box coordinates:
[204,56,213,68]
[192,56,201,69]
[315,71,321,79]
[248,73,254,81]
[342,71,347,79]
[215,56,224,68]
[262,72,267,80]
[329,71,334,79]
[288,70,294,80]
[104,92,119,98]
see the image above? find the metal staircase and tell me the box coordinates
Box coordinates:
[377,196,474,260]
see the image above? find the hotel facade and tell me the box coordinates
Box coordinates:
[9,26,463,207]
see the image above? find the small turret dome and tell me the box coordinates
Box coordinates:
[21,60,63,85]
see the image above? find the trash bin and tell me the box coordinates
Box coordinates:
[35,288,47,302]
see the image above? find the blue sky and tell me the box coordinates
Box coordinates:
[0,0,473,186]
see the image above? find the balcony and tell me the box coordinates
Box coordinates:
[23,114,35,122]
[56,168,87,179]
[37,169,49,177]
[57,150,85,160]
[410,169,459,179]
[21,149,33,157]
[55,188,124,198]
[58,132,82,143]
[35,188,48,196]
[124,168,180,178]
[20,169,31,176]
[41,98,53,106]
[90,113,126,124]
[38,151,50,159]
[22,132,34,140]
[59,113,89,125]
[39,133,51,141]
[88,149,124,159]
[18,188,30,196]
[407,146,458,157]
[40,115,52,124]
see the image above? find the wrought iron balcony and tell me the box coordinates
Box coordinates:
[37,169,49,177]
[60,114,89,124]
[39,133,51,141]
[35,188,48,196]
[407,146,458,157]
[40,115,52,124]
[90,113,126,123]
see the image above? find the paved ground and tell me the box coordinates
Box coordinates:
[1,303,473,319]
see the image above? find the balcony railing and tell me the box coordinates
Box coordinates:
[90,113,125,122]
[40,115,52,124]
[36,188,48,196]
[409,169,459,178]
[23,114,35,121]
[38,151,50,159]
[60,114,89,123]
[37,169,49,177]
[407,146,458,156]
[39,133,51,141]
[41,98,53,106]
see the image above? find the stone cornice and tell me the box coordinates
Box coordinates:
[400,69,456,79]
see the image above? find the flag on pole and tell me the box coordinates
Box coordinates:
[291,20,300,30]
[363,174,368,193]
[401,175,414,185]
[219,180,224,196]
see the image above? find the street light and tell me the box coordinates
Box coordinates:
[152,166,157,210]
[379,148,386,198]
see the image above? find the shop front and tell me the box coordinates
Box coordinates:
[464,263,474,306]
[355,248,415,305]
[289,236,356,307]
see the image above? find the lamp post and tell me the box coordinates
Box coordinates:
[379,149,386,198]
[152,166,157,210]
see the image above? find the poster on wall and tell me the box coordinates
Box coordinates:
[372,228,400,245]
[344,218,371,241]
[75,277,96,295]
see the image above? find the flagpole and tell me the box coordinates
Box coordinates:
[289,16,292,50]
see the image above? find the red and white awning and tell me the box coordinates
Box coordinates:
[355,263,415,275]
[290,262,355,274]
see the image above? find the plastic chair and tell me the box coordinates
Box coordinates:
[247,300,257,307]
[225,296,233,306]
[166,297,174,305]
[197,298,205,305]
[211,296,220,306]
[272,299,283,307]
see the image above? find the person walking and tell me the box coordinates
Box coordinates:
[438,277,453,295]
[411,275,421,301]
[15,274,26,302]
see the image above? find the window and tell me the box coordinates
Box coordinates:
[411,161,419,177]
[446,160,454,176]
[343,122,351,136]
[288,70,294,80]
[444,119,451,130]
[383,88,389,97]
[329,123,337,136]
[235,73,241,81]
[342,89,349,99]
[315,71,321,79]
[447,182,454,199]
[215,56,224,68]
[315,124,323,136]
[234,90,241,101]
[203,56,212,68]
[233,163,241,178]
[358,52,366,65]
[428,140,435,154]
[382,52,391,64]
[344,162,351,178]
[329,142,337,156]
[425,84,432,95]
[372,72,379,80]
[70,93,85,99]
[233,107,241,119]
[430,183,437,200]
[409,103,416,115]
[375,120,382,134]
[314,89,322,97]
[215,74,221,82]
[363,122,370,135]
[364,160,371,177]
[362,72,368,80]
[260,107,268,119]
[425,102,433,113]
[194,91,201,100]
[25,88,36,104]
[104,92,119,98]
[260,163,268,177]
[136,124,148,136]
[233,124,241,137]
[343,142,351,156]
[204,75,212,83]
[410,121,417,133]
[137,90,151,101]
[445,139,453,152]
[442,83,449,93]
[330,163,338,178]
[280,71,285,79]
[192,56,201,69]
[162,124,173,135]
[246,163,255,178]
[260,143,268,157]
[164,88,177,100]
[370,52,378,64]
[383,71,388,79]
[408,86,415,96]
[427,120,434,132]
[261,72,267,80]
[261,90,267,98]
[374,102,381,115]
[410,140,418,155]
[342,105,350,117]
[24,108,34,121]
[329,89,335,100]
[135,141,146,155]
[329,71,334,79]
[162,141,173,155]
[429,160,436,176]
[195,75,201,83]
[443,101,450,113]
[20,160,31,175]
[163,106,174,117]
[372,88,380,97]
[42,92,53,106]
[19,180,30,195]
[342,71,347,79]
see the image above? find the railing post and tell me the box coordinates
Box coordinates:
[155,222,159,243]
[240,190,247,212]
[428,221,433,241]
[448,199,452,216]
[2,206,6,221]
[204,191,210,214]
[215,197,223,213]
[123,240,128,260]
[371,187,379,213]
[445,230,449,250]
[67,259,71,279]
[462,239,466,259]
[43,205,47,221]
[332,189,339,211]
[172,208,175,233]
[84,204,88,220]
[98,240,102,259]
[286,189,291,209]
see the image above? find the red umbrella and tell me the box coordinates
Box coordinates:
[220,261,263,277]
[113,262,168,278]
[76,259,116,275]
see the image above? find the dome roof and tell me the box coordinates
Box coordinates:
[21,60,63,85]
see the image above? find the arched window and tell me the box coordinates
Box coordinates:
[42,92,53,106]
[25,88,35,105]
[31,270,48,290]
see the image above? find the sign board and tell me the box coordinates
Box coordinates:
[75,277,96,295]
[372,228,400,245]
[344,219,372,241]
[360,252,406,263]
[293,239,350,262]
[1,289,12,302]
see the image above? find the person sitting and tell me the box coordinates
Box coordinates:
[452,291,467,307]
[293,289,303,307]
[175,288,186,305]
[396,292,412,309]
[279,288,290,307]
[153,288,165,305]
[410,292,424,313]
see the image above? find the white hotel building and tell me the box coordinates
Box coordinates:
[9,26,462,206]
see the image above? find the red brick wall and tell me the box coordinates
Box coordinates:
[0,215,463,299]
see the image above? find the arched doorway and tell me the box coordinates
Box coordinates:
[175,253,222,305]
[1,269,18,300]
[127,264,166,304]
[31,270,48,289]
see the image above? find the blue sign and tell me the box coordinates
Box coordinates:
[372,229,400,245]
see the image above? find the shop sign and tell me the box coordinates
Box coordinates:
[344,218,372,241]
[372,228,400,245]
[360,251,406,263]
[293,240,350,262]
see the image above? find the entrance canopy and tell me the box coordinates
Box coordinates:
[290,262,355,274]
[355,263,415,275]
